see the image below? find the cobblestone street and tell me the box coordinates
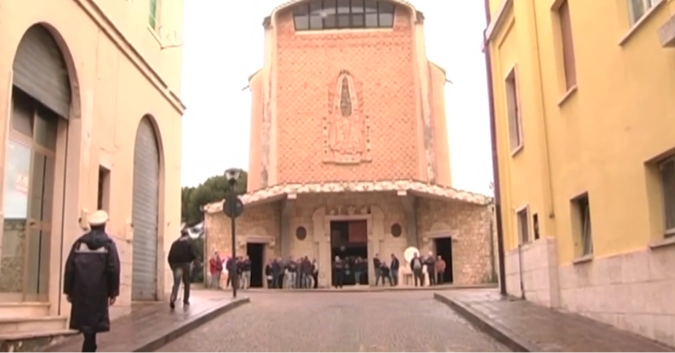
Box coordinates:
[156,290,508,352]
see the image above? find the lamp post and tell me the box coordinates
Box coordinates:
[223,168,244,298]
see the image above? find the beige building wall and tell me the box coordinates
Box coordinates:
[0,0,184,321]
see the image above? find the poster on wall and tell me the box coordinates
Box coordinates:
[348,221,368,244]
[14,174,28,194]
[4,141,31,219]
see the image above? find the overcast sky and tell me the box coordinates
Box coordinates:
[180,0,493,195]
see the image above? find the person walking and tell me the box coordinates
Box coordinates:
[63,210,120,352]
[167,229,197,309]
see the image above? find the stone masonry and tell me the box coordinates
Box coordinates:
[204,188,494,287]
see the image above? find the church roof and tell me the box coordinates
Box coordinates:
[202,180,493,214]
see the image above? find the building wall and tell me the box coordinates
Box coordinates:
[0,0,184,320]
[246,0,452,192]
[204,193,493,287]
[488,0,675,345]
[94,0,185,93]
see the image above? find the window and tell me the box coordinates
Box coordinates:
[97,166,111,212]
[532,213,540,240]
[293,0,395,31]
[505,68,523,153]
[572,194,593,257]
[557,0,577,90]
[629,0,660,24]
[149,0,159,29]
[659,157,675,236]
[516,208,529,244]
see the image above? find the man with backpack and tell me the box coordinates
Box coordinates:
[63,210,120,352]
[167,229,197,309]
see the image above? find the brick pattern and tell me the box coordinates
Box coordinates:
[274,9,419,184]
[416,199,494,285]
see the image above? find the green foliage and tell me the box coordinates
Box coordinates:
[181,170,248,225]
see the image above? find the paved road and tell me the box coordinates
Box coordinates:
[156,291,508,352]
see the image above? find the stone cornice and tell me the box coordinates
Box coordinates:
[202,180,493,214]
[485,0,513,42]
[74,0,186,114]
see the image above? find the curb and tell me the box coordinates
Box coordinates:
[433,293,540,352]
[133,297,251,352]
[244,284,496,294]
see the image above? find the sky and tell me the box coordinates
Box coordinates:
[179,0,494,195]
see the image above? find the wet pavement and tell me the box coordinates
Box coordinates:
[437,289,673,352]
[49,289,247,352]
[156,290,508,352]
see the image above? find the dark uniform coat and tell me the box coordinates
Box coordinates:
[63,229,121,334]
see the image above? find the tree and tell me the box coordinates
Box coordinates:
[181,170,248,225]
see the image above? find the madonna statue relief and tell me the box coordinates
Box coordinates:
[322,70,372,164]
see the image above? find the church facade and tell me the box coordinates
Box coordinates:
[203,0,495,287]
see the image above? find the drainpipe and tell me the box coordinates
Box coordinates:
[518,243,526,299]
[57,126,70,316]
[483,0,507,297]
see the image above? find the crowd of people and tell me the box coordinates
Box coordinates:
[208,250,448,289]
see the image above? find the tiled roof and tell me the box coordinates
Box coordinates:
[202,180,493,214]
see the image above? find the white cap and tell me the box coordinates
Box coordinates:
[88,210,109,226]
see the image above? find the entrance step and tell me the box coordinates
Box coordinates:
[0,329,78,352]
[0,303,49,319]
[0,316,68,334]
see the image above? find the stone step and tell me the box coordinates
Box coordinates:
[0,302,50,319]
[0,316,68,334]
[0,329,79,352]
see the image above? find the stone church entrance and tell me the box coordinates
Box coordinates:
[330,220,368,286]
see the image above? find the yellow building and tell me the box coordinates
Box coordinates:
[487,0,675,345]
[0,0,183,343]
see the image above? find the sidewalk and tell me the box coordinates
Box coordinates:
[46,289,249,352]
[434,289,673,352]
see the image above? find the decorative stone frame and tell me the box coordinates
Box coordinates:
[421,228,458,285]
[312,205,385,287]
[236,234,276,265]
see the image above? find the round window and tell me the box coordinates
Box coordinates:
[296,226,307,240]
[391,223,402,237]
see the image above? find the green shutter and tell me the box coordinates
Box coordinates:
[149,0,158,28]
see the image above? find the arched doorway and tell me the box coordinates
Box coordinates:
[0,25,71,302]
[131,117,160,301]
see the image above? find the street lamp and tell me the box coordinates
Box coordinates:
[223,168,244,298]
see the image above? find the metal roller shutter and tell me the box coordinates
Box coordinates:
[13,25,71,118]
[131,118,160,301]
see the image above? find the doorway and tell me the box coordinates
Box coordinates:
[246,243,265,288]
[434,237,453,283]
[330,220,368,286]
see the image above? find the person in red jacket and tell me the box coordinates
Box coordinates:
[208,251,223,289]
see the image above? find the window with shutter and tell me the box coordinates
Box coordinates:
[557,0,577,90]
[505,68,523,153]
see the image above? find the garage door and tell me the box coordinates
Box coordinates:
[131,117,160,301]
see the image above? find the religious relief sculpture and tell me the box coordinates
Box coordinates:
[323,70,372,164]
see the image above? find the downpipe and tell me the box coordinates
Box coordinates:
[483,0,508,296]
[518,243,526,299]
